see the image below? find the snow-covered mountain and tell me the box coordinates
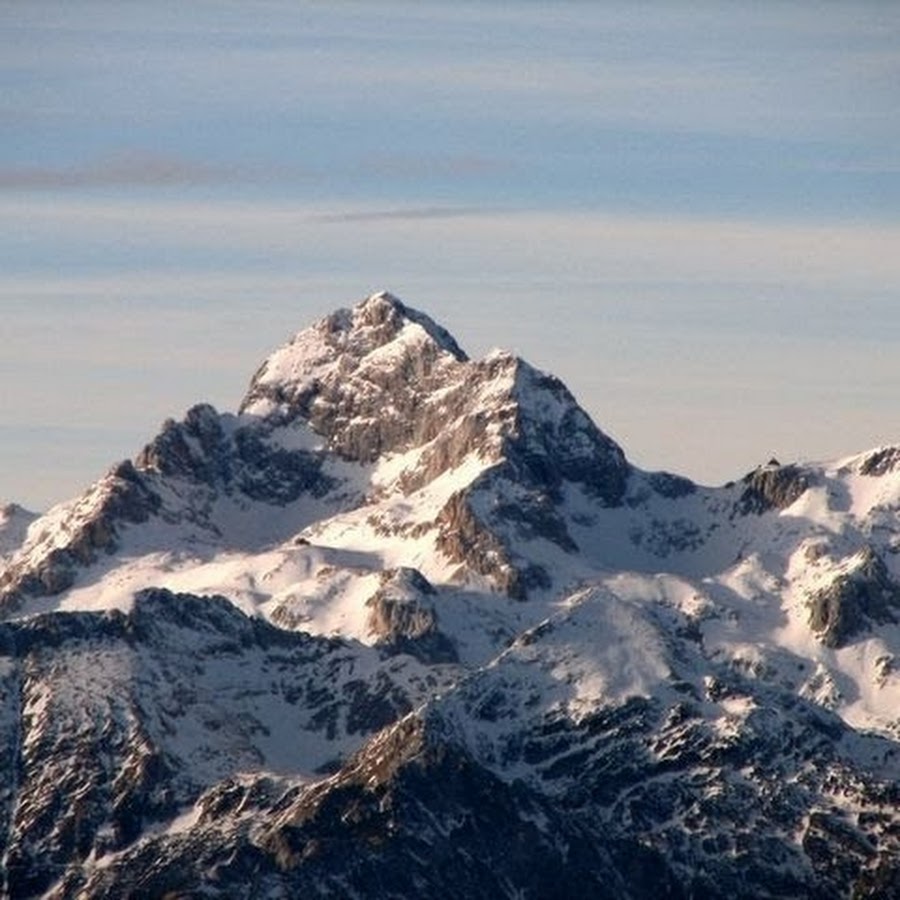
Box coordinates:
[1,292,899,898]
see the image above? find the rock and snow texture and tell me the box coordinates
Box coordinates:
[0,504,38,560]
[1,292,900,898]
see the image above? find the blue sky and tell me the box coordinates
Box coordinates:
[2,2,899,509]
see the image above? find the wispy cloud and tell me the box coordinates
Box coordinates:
[0,153,238,191]
[311,206,496,224]
[0,152,509,193]
[810,158,900,175]
[355,155,510,181]
[5,197,900,298]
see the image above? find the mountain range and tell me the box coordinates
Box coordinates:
[1,292,898,898]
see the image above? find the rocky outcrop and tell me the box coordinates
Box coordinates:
[0,504,38,559]
[135,402,230,483]
[807,547,900,647]
[736,460,810,515]
[0,461,161,615]
[434,489,531,599]
[136,403,334,504]
[239,294,628,505]
[859,446,900,477]
[647,471,696,499]
[72,713,674,900]
[249,713,641,900]
[366,568,458,664]
[504,356,629,505]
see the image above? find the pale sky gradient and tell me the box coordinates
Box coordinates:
[2,2,899,510]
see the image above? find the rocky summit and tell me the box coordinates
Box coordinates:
[1,292,899,898]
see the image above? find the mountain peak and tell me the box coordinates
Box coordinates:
[348,291,468,361]
[239,292,466,422]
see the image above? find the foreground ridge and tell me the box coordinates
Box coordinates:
[1,293,899,897]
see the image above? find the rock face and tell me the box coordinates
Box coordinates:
[366,568,458,663]
[0,461,161,614]
[2,292,900,898]
[807,547,900,647]
[240,292,470,461]
[73,714,651,900]
[0,504,38,559]
[736,460,811,515]
[136,402,334,503]
[858,446,900,477]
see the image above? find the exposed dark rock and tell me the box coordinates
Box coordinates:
[0,461,162,615]
[57,683,900,900]
[78,714,666,899]
[736,461,811,515]
[807,547,900,647]
[251,714,632,899]
[859,446,900,477]
[802,810,877,889]
[366,568,458,664]
[648,471,697,499]
[483,470,579,552]
[135,403,229,482]
[136,404,334,504]
[505,357,629,506]
[434,489,526,599]
[341,672,417,736]
[232,429,334,503]
[0,504,39,558]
